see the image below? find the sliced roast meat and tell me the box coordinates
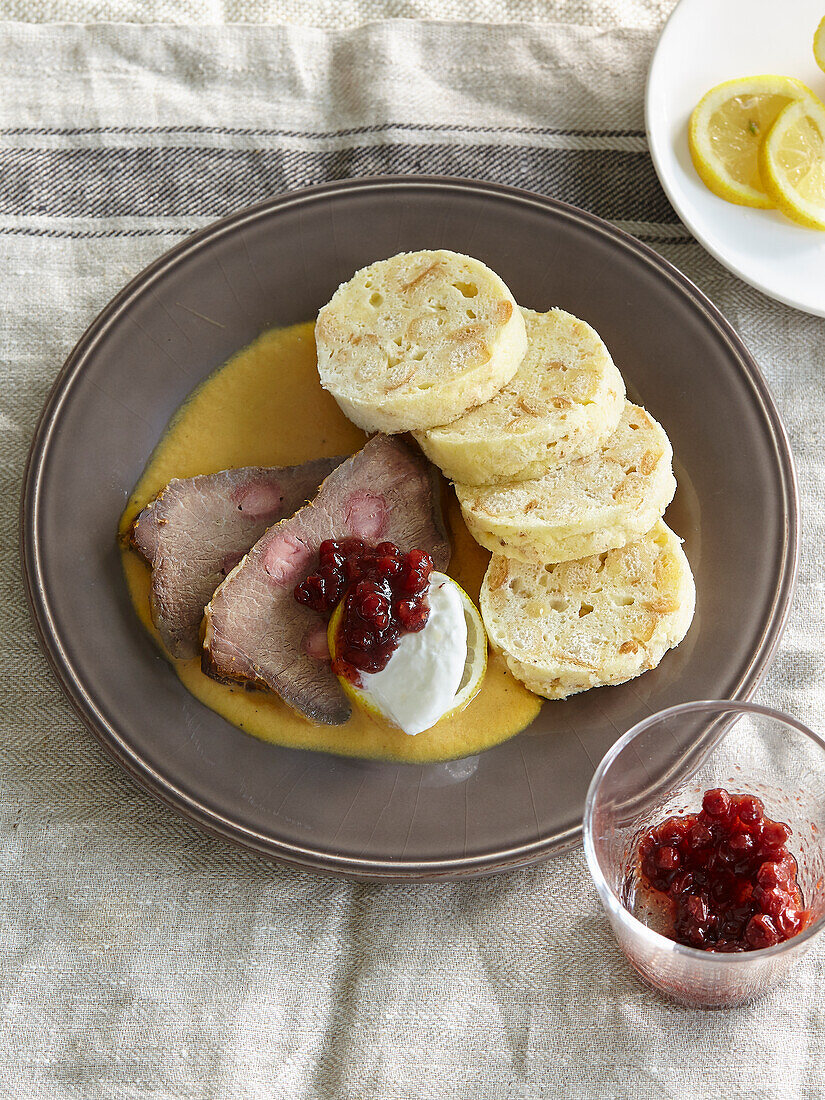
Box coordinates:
[202,435,450,725]
[130,458,342,658]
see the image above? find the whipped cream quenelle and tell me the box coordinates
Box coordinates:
[359,575,468,736]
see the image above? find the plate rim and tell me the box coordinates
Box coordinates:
[20,174,800,881]
[645,0,825,318]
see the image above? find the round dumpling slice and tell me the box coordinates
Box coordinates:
[315,250,527,434]
[480,521,695,700]
[415,307,625,484]
[455,402,676,564]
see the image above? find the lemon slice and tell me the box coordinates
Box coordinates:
[442,583,488,721]
[815,15,825,74]
[759,96,825,229]
[328,572,487,734]
[689,75,813,207]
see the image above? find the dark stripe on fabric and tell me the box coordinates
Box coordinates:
[0,225,193,239]
[0,225,696,243]
[0,123,646,139]
[0,143,677,223]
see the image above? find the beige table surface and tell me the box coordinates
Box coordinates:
[2,3,825,1099]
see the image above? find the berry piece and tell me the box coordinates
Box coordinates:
[687,822,712,849]
[655,846,681,871]
[727,830,754,858]
[746,914,780,950]
[702,788,732,818]
[737,795,764,826]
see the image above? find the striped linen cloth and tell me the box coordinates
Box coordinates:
[2,19,824,1100]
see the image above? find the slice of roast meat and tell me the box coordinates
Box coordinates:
[130,458,343,659]
[202,435,450,726]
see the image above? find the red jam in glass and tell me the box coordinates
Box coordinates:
[294,538,432,685]
[638,788,810,952]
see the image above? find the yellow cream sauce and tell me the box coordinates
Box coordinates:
[119,321,542,763]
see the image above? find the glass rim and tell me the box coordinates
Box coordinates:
[583,699,825,964]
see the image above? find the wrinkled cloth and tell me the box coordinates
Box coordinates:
[0,0,678,29]
[2,16,825,1100]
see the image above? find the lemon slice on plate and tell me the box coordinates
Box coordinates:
[443,585,488,720]
[328,572,487,734]
[759,96,825,230]
[815,15,825,75]
[688,75,813,207]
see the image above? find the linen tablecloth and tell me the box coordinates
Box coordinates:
[3,12,825,1099]
[0,0,678,28]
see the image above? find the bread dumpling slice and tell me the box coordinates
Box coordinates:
[480,521,695,700]
[415,307,625,484]
[315,250,527,434]
[456,402,675,564]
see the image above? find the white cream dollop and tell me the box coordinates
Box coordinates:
[359,575,468,736]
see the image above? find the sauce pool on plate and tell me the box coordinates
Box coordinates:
[118,320,542,763]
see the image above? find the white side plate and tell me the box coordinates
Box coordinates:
[647,0,825,316]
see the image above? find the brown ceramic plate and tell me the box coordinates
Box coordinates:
[21,177,798,881]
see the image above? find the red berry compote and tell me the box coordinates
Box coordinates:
[294,538,433,686]
[637,788,810,952]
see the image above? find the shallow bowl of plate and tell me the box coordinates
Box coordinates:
[22,176,798,880]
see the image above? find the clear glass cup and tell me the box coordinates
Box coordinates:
[583,700,825,1008]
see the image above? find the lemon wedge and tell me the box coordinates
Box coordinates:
[689,75,813,207]
[815,15,825,75]
[328,572,487,735]
[759,95,825,229]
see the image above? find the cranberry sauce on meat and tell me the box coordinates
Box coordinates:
[294,538,433,685]
[638,788,810,952]
[202,435,450,726]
